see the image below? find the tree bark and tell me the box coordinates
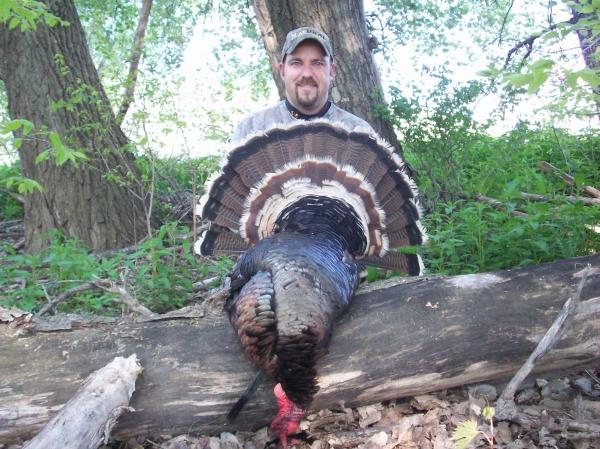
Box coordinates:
[251,0,403,153]
[571,2,600,120]
[0,0,148,252]
[1,254,598,443]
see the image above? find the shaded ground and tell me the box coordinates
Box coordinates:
[110,369,600,449]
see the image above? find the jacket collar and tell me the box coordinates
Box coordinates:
[285,99,332,120]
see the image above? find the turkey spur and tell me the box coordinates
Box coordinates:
[194,120,425,447]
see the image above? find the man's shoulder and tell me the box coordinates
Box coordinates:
[325,103,375,133]
[232,102,291,144]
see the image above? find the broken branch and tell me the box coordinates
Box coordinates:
[22,355,142,449]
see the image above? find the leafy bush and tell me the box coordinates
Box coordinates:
[0,161,24,220]
[0,223,232,314]
[382,78,600,274]
[413,124,600,274]
[135,154,220,223]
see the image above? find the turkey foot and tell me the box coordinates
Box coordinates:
[270,383,304,449]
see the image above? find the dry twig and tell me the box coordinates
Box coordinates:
[500,265,592,401]
[35,282,101,317]
[473,194,528,216]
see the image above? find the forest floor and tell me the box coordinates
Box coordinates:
[1,221,599,449]
[108,369,600,449]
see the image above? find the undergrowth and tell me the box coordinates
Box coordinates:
[1,124,599,313]
[0,223,233,314]
[0,161,24,220]
[415,125,600,275]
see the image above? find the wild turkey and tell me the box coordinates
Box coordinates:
[195,120,425,447]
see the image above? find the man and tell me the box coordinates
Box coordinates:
[232,27,375,143]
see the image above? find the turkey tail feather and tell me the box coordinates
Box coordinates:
[196,119,426,274]
[227,370,267,421]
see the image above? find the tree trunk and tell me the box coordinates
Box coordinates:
[571,2,600,120]
[1,254,599,443]
[252,0,403,153]
[0,0,148,252]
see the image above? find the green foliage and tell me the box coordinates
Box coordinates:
[36,131,88,166]
[135,154,220,224]
[0,223,231,314]
[384,75,486,206]
[373,0,472,53]
[382,75,600,275]
[0,161,25,220]
[76,0,206,90]
[0,0,69,31]
[1,119,43,218]
[419,125,600,275]
[451,419,479,449]
[481,1,600,119]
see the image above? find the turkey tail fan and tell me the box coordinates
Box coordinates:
[193,225,250,256]
[195,119,426,274]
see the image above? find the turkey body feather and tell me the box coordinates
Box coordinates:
[194,120,425,446]
[229,231,360,408]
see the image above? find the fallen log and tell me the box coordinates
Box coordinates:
[1,254,599,444]
[22,355,142,449]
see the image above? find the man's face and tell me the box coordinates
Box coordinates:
[279,40,336,115]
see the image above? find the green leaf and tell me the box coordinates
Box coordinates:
[49,131,70,166]
[482,406,494,420]
[8,16,19,29]
[451,420,479,449]
[2,120,23,133]
[504,73,533,88]
[534,240,549,252]
[476,66,499,78]
[564,70,579,89]
[577,68,600,87]
[528,70,550,93]
[577,4,597,13]
[529,58,554,71]
[71,150,88,161]
[35,149,52,164]
[21,119,34,135]
[17,178,43,194]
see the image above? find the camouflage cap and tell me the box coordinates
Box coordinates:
[281,27,333,60]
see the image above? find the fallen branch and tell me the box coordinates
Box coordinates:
[519,191,600,207]
[538,160,575,186]
[98,279,156,319]
[35,281,101,317]
[584,185,600,200]
[538,161,600,199]
[0,219,23,231]
[472,194,528,216]
[500,265,592,401]
[22,355,142,449]
[566,195,600,206]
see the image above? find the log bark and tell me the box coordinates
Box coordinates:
[23,355,142,449]
[1,254,599,444]
[251,0,403,154]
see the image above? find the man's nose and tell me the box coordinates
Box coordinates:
[299,64,315,77]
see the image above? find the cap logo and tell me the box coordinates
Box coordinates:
[281,27,333,60]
